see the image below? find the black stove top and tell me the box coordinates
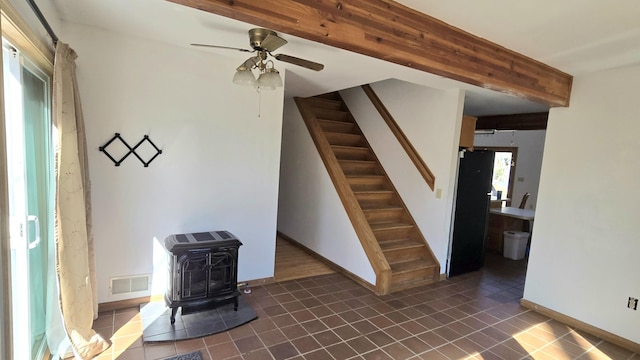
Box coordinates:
[164,230,241,252]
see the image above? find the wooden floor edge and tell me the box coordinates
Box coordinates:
[98,276,276,313]
[520,299,640,354]
[241,276,276,288]
[277,231,376,293]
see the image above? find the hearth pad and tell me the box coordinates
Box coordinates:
[140,296,257,342]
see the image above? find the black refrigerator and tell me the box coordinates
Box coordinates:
[449,150,495,276]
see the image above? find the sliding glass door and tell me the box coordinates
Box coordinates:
[3,39,53,360]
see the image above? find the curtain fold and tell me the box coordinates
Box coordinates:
[53,42,108,359]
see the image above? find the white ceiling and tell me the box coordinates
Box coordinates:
[46,0,640,116]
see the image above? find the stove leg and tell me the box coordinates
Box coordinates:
[170,307,178,324]
[234,297,238,311]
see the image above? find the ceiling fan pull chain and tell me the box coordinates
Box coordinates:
[257,88,262,118]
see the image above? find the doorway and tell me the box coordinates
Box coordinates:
[3,40,54,360]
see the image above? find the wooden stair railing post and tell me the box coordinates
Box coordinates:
[361,84,436,191]
[294,97,392,295]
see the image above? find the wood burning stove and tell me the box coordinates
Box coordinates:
[163,231,242,324]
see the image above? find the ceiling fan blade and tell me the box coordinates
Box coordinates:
[260,33,288,52]
[274,54,324,71]
[191,44,254,53]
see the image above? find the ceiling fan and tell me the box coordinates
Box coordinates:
[192,28,324,90]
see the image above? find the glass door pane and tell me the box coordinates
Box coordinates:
[23,60,51,359]
[2,41,52,360]
[4,42,30,360]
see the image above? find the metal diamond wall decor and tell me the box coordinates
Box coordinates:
[99,133,162,167]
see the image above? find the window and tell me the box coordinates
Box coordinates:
[487,147,517,205]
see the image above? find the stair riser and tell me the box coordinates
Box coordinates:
[319,121,358,134]
[314,108,350,122]
[384,247,429,263]
[392,267,438,284]
[365,209,407,223]
[372,227,415,241]
[340,162,381,176]
[333,148,375,161]
[354,192,395,203]
[357,198,399,208]
[348,177,386,187]
[314,93,341,102]
[349,179,391,192]
[307,98,343,111]
[325,133,366,147]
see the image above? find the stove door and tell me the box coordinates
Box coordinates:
[208,252,233,295]
[180,254,208,300]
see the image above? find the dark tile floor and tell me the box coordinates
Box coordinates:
[93,254,638,359]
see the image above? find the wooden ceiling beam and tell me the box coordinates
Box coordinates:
[169,0,572,107]
[476,112,549,131]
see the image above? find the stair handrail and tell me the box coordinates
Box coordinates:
[294,97,393,295]
[361,84,436,191]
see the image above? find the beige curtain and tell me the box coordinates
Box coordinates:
[53,42,109,359]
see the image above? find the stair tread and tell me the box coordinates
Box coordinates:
[353,190,394,194]
[316,119,355,124]
[325,132,362,137]
[379,238,424,250]
[389,259,437,273]
[318,119,354,125]
[361,205,403,211]
[316,109,348,115]
[313,110,349,118]
[331,145,369,151]
[370,222,414,231]
[346,175,385,178]
[338,159,376,164]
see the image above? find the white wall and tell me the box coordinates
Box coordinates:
[61,22,284,303]
[474,130,546,209]
[277,98,376,284]
[524,64,640,343]
[341,80,465,271]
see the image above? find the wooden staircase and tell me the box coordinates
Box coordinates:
[295,92,440,295]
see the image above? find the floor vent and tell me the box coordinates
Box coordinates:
[110,275,150,295]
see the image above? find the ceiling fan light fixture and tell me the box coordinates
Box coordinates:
[257,67,282,90]
[232,67,257,86]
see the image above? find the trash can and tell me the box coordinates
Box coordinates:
[503,231,529,260]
